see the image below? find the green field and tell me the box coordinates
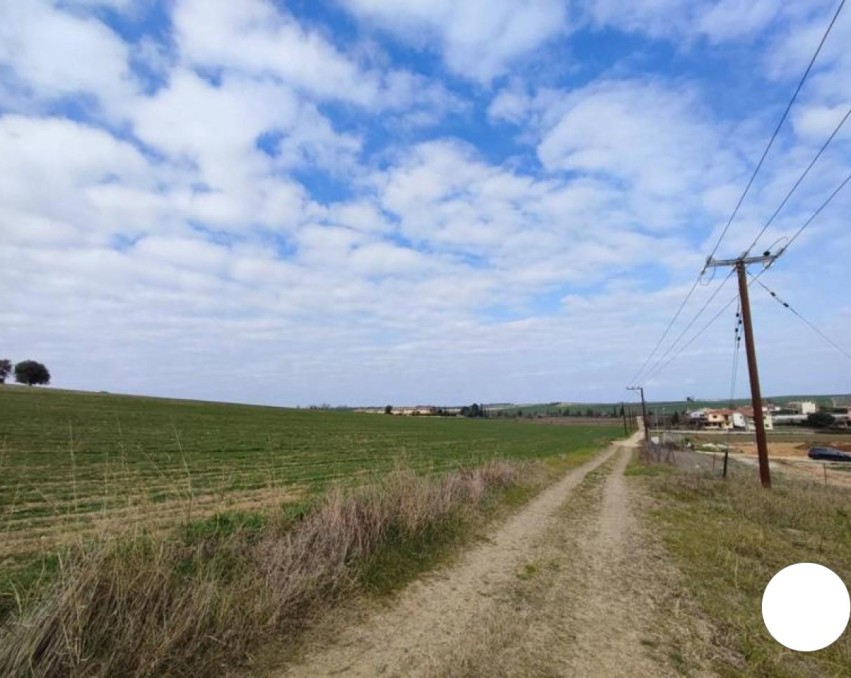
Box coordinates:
[0,386,619,566]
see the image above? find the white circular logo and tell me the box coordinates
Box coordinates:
[762,563,850,652]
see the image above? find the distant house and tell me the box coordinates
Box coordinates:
[735,406,774,431]
[689,408,733,430]
[785,400,817,415]
[691,407,772,431]
[704,409,733,430]
[394,406,437,416]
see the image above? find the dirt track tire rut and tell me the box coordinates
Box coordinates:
[275,434,716,677]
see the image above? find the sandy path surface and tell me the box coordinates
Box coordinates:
[275,433,716,677]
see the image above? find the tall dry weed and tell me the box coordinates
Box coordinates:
[0,461,522,677]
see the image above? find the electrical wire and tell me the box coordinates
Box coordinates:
[750,275,851,365]
[643,293,738,385]
[627,275,703,386]
[702,0,846,272]
[743,104,851,258]
[640,154,851,385]
[629,0,845,389]
[773,171,851,261]
[642,265,774,384]
[637,269,735,384]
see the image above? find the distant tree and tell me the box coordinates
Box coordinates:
[0,359,11,384]
[384,405,393,415]
[469,403,481,418]
[14,360,50,386]
[585,408,594,418]
[672,411,681,425]
[806,411,836,429]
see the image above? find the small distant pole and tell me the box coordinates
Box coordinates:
[627,386,650,443]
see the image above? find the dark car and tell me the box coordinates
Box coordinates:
[808,447,851,462]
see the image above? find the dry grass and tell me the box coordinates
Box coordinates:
[639,464,851,677]
[0,461,523,677]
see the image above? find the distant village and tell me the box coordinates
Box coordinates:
[355,398,851,429]
[685,400,850,430]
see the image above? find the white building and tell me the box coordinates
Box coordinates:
[786,401,817,415]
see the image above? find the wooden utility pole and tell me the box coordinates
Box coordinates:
[706,253,778,488]
[627,386,650,443]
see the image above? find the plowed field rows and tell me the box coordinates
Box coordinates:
[0,386,619,564]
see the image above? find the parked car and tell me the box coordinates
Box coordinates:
[808,447,851,462]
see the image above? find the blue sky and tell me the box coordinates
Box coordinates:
[1,0,850,406]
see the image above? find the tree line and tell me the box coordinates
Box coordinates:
[0,359,51,386]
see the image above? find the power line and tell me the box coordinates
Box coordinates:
[702,0,846,271]
[638,269,735,383]
[643,266,772,384]
[644,293,738,384]
[646,159,851,382]
[773,170,851,259]
[627,274,703,386]
[629,0,845,389]
[743,104,851,258]
[750,275,851,365]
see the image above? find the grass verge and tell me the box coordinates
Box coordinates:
[0,449,601,677]
[637,463,851,677]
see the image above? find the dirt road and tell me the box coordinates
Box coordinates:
[275,434,716,677]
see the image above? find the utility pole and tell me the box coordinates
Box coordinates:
[627,386,650,443]
[706,252,778,488]
[621,402,628,436]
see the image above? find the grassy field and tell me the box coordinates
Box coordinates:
[633,457,851,677]
[0,385,619,676]
[0,386,618,587]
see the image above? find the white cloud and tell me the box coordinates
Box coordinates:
[578,0,819,47]
[534,79,742,241]
[579,0,701,39]
[339,0,569,83]
[173,0,376,104]
[762,1,851,109]
[369,136,702,300]
[488,88,535,124]
[0,115,160,245]
[57,0,135,9]
[792,103,851,141]
[0,0,135,112]
[133,235,231,274]
[126,69,356,231]
[171,0,453,113]
[539,81,703,186]
[697,0,782,43]
[2,0,851,407]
